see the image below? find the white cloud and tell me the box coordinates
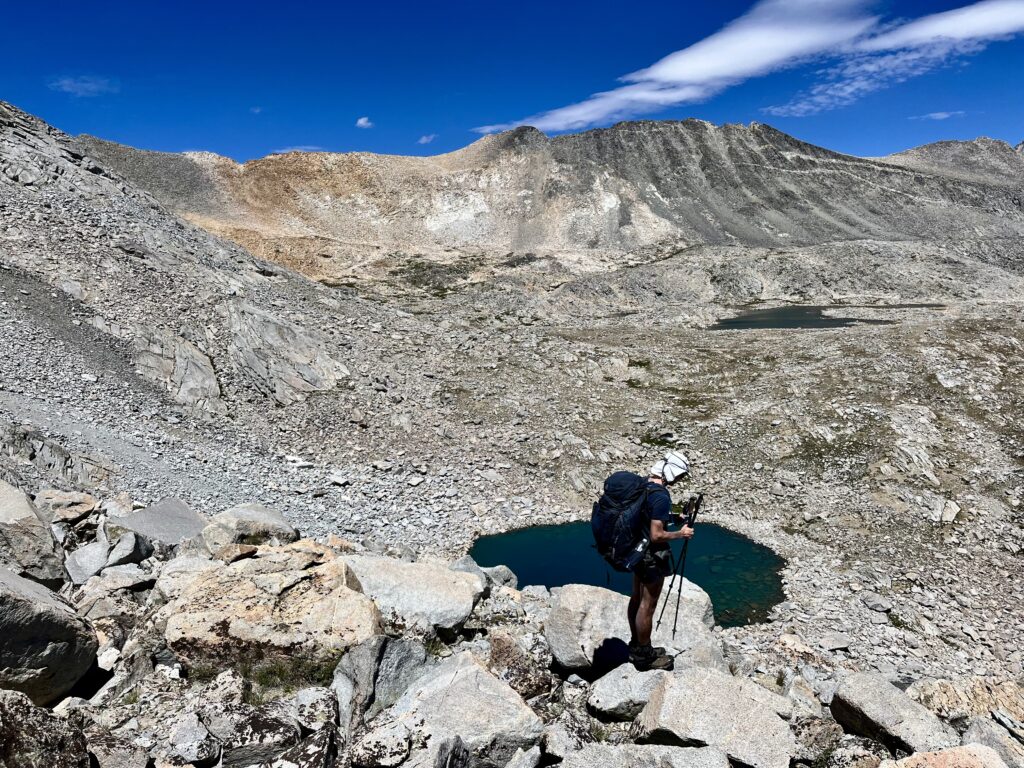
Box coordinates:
[860,0,1024,51]
[250,106,263,114]
[270,145,325,154]
[355,116,374,129]
[910,110,967,120]
[417,134,438,144]
[48,75,120,97]
[767,0,1024,116]
[475,0,877,133]
[475,0,1024,132]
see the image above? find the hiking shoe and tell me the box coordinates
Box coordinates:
[629,644,674,671]
[629,640,666,656]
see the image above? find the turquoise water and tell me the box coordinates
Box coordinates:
[469,520,785,627]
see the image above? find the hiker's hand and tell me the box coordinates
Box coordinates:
[680,525,695,539]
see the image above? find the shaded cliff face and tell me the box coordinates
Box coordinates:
[78,122,1024,284]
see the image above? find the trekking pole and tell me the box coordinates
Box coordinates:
[671,494,703,639]
[655,495,698,632]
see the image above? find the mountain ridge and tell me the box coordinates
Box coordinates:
[74,111,1024,287]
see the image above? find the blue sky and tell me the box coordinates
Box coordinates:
[2,0,1022,160]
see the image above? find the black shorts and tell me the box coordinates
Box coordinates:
[635,547,672,584]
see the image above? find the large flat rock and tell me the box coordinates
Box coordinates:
[342,554,484,630]
[0,567,97,704]
[366,651,543,766]
[633,668,797,768]
[832,672,958,754]
[201,502,298,553]
[543,583,722,671]
[588,664,670,721]
[110,497,208,546]
[159,542,379,665]
[0,480,64,588]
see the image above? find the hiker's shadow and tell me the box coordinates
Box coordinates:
[590,638,630,678]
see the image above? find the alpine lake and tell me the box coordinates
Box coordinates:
[470,516,786,628]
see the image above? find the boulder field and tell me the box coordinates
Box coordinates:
[0,479,1021,767]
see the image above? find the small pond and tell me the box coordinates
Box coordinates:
[469,520,785,628]
[710,303,944,330]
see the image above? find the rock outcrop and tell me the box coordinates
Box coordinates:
[543,582,721,671]
[342,554,484,631]
[0,480,64,587]
[357,652,543,766]
[0,689,89,768]
[160,542,380,665]
[831,673,959,754]
[0,567,97,704]
[633,668,798,768]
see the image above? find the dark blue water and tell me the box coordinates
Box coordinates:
[710,304,944,330]
[469,521,785,627]
[711,305,894,330]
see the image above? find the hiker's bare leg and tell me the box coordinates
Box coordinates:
[636,577,664,646]
[628,573,643,644]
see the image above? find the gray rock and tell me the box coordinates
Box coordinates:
[0,689,89,767]
[169,711,220,765]
[450,554,488,591]
[541,722,583,763]
[560,744,730,768]
[152,554,219,601]
[32,490,97,524]
[373,651,542,766]
[282,686,339,734]
[226,300,346,406]
[0,567,98,704]
[265,726,337,768]
[861,592,893,612]
[633,668,798,768]
[201,502,298,552]
[505,746,542,768]
[203,701,302,768]
[109,497,208,546]
[0,479,65,588]
[963,717,1024,768]
[83,726,151,768]
[352,721,411,768]
[544,583,721,671]
[65,540,111,585]
[104,532,153,568]
[483,564,518,589]
[587,664,670,721]
[819,632,852,651]
[342,554,484,630]
[333,635,434,733]
[831,672,958,753]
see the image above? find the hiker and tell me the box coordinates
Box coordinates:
[591,450,693,670]
[629,451,693,669]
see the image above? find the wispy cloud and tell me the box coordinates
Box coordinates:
[417,134,437,144]
[910,110,967,120]
[250,106,263,114]
[355,116,373,129]
[48,75,120,98]
[476,0,1024,133]
[768,1,1024,116]
[270,145,325,154]
[475,0,877,133]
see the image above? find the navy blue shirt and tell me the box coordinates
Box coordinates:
[645,481,673,549]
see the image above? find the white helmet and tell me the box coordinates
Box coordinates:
[651,450,690,483]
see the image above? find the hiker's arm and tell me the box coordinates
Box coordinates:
[650,519,694,544]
